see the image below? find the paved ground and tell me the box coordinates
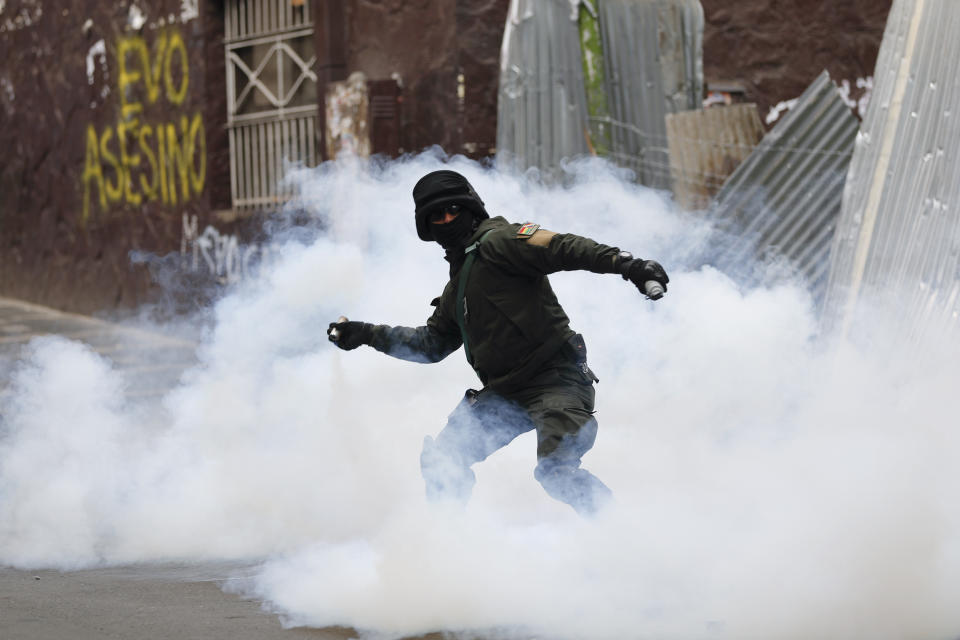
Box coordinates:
[0,297,198,404]
[0,297,445,640]
[0,566,358,640]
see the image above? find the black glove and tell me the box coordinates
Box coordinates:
[327,320,372,351]
[618,253,669,299]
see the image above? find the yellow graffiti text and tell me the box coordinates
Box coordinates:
[81,28,204,224]
[117,29,190,121]
[82,113,206,224]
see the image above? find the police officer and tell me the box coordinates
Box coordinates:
[328,170,669,516]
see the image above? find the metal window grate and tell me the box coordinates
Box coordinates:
[225,0,312,42]
[225,0,318,212]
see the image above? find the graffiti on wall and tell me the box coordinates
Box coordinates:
[81,28,206,224]
[180,214,273,284]
[180,0,199,23]
[86,39,110,106]
[128,1,198,31]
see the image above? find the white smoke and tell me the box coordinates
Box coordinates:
[1,153,959,639]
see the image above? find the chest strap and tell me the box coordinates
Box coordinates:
[456,229,495,366]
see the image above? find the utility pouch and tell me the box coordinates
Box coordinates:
[563,333,599,383]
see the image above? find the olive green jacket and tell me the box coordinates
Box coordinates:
[367,216,621,392]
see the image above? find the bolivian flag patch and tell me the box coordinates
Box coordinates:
[517,222,540,238]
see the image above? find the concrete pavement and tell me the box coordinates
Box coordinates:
[0,566,358,640]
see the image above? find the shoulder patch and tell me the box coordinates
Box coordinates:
[516,222,540,239]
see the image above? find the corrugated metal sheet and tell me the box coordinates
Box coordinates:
[822,0,960,338]
[665,103,766,210]
[496,0,703,180]
[707,71,860,305]
[497,0,591,173]
[597,0,703,189]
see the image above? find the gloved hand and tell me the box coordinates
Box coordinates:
[618,255,669,299]
[327,320,372,350]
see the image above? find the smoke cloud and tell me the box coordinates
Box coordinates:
[1,152,959,639]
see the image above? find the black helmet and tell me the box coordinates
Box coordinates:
[412,170,489,241]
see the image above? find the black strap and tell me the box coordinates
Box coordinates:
[456,229,494,365]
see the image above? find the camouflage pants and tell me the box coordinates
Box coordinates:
[420,362,612,516]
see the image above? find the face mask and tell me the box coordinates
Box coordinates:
[431,210,476,250]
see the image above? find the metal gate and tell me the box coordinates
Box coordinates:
[225,0,318,211]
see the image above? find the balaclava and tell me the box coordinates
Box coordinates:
[412,170,490,248]
[429,205,477,250]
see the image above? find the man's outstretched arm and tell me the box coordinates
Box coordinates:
[488,226,671,299]
[327,319,462,363]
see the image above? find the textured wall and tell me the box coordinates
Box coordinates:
[337,0,508,157]
[700,0,892,122]
[0,0,229,313]
[0,0,892,315]
[456,0,510,157]
[343,0,458,153]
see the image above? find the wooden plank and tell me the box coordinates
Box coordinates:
[666,104,765,211]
